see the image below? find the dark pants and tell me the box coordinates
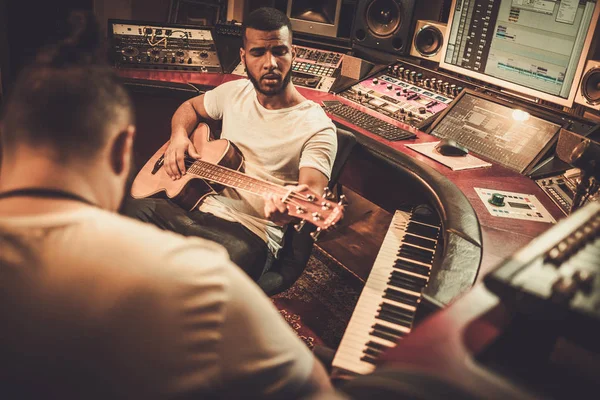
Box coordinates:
[121,197,269,281]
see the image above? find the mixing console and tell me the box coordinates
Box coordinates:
[339,61,469,129]
[109,21,221,73]
[323,101,416,141]
[292,46,343,77]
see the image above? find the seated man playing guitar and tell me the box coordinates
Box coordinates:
[125,7,339,281]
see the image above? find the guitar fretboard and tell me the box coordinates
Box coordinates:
[187,159,286,197]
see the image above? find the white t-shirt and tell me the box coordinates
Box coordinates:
[200,79,337,256]
[0,207,315,399]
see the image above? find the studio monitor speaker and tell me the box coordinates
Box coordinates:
[575,60,600,110]
[410,20,446,63]
[352,0,417,55]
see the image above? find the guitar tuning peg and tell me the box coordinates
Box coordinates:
[322,187,333,199]
[338,194,348,206]
[310,227,322,241]
[294,220,307,232]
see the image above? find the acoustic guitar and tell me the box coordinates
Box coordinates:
[131,123,344,234]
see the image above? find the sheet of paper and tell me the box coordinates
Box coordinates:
[556,0,578,24]
[406,141,492,171]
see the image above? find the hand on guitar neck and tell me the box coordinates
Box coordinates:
[131,123,345,235]
[264,184,310,227]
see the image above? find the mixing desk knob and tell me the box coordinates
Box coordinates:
[399,108,406,114]
[488,193,506,207]
[163,56,168,63]
[188,58,193,64]
[373,78,379,84]
[419,107,426,114]
[410,71,416,82]
[424,79,431,88]
[396,91,403,96]
[403,88,409,93]
[387,66,394,73]
[398,67,405,76]
[457,86,464,94]
[416,73,423,82]
[393,65,399,75]
[450,84,457,96]
[364,93,370,99]
[403,69,411,79]
[387,84,393,90]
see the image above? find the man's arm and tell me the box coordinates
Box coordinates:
[164,94,216,179]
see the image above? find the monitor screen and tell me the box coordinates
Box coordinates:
[440,0,600,107]
[427,90,563,174]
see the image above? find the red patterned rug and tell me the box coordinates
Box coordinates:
[272,248,363,350]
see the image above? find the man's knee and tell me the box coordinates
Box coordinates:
[228,240,267,281]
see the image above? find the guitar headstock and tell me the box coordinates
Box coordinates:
[284,186,347,240]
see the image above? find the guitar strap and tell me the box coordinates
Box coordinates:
[0,188,97,207]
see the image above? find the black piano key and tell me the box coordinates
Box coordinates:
[393,259,431,276]
[366,340,392,352]
[363,347,383,358]
[376,310,413,328]
[399,243,435,259]
[370,329,400,343]
[406,222,439,239]
[379,306,414,322]
[380,302,415,318]
[388,276,424,293]
[410,212,440,226]
[403,234,437,250]
[373,323,407,338]
[384,288,419,306]
[398,245,434,264]
[391,270,428,286]
[360,355,379,365]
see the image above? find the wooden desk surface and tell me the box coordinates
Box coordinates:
[117,69,564,285]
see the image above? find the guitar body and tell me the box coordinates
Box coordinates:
[131,123,244,211]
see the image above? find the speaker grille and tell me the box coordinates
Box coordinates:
[366,0,402,37]
[414,24,443,56]
[581,67,600,105]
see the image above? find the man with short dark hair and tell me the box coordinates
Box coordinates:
[0,11,333,399]
[125,7,338,281]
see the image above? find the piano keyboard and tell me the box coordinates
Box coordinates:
[332,210,441,375]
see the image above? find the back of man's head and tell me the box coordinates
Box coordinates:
[242,7,293,46]
[0,11,133,162]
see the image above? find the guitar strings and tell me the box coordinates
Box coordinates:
[182,158,335,208]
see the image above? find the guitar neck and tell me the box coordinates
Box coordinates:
[187,159,287,197]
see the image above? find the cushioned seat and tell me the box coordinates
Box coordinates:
[258,128,357,296]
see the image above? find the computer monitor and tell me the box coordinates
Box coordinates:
[440,0,600,107]
[427,89,564,174]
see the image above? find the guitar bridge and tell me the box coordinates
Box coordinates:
[152,155,165,175]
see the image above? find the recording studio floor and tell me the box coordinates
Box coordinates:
[272,247,362,349]
[272,188,393,348]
